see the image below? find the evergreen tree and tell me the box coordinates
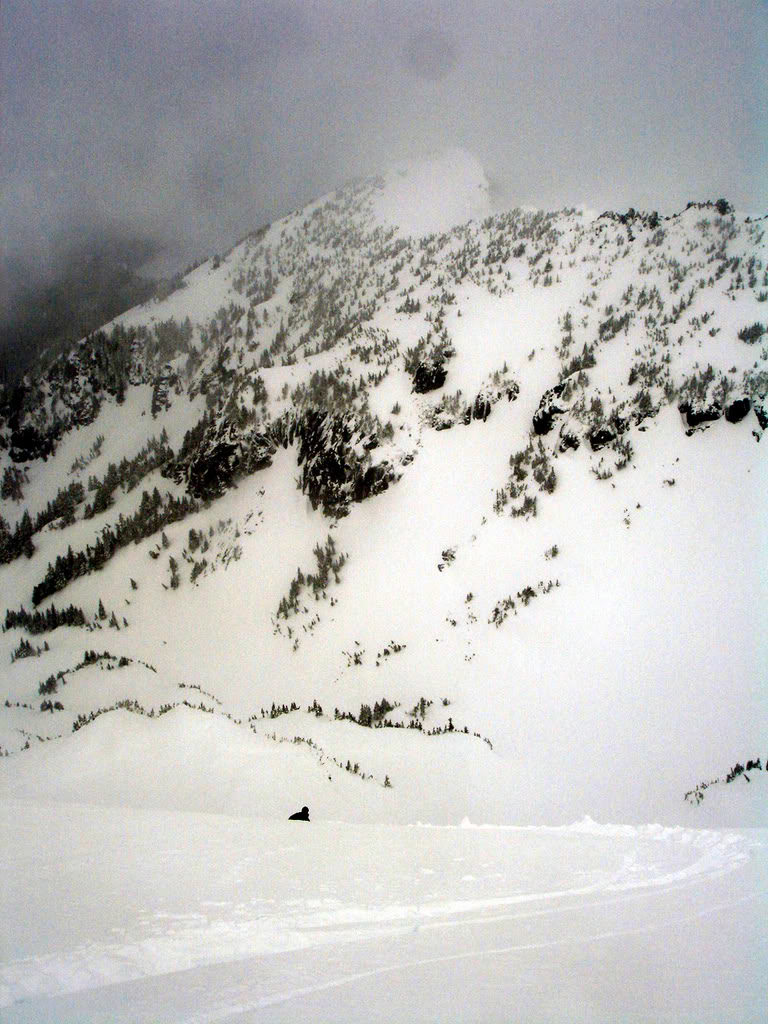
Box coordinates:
[1,466,26,502]
[0,514,11,562]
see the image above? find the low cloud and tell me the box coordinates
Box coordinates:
[402,28,460,81]
[1,0,765,318]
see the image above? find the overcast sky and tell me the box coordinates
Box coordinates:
[2,0,766,283]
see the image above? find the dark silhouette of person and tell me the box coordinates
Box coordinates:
[289,806,310,821]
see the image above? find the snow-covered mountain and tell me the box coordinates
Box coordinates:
[1,149,766,829]
[2,149,767,1023]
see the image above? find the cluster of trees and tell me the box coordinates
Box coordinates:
[737,322,766,344]
[40,699,64,712]
[358,698,396,727]
[0,232,160,386]
[598,310,633,341]
[80,648,127,667]
[31,488,197,606]
[409,696,433,719]
[36,480,85,529]
[333,698,398,727]
[294,409,396,515]
[2,309,187,470]
[276,535,347,619]
[33,650,130,706]
[82,432,172,520]
[11,637,48,661]
[4,603,88,634]
[685,756,765,805]
[166,401,395,514]
[38,674,60,695]
[308,535,346,594]
[725,758,763,782]
[489,596,516,627]
[559,342,597,380]
[395,296,421,314]
[327,693,491,747]
[290,368,359,414]
[1,465,28,502]
[149,317,193,366]
[0,512,35,564]
[255,702,301,719]
[167,411,215,475]
[0,479,87,566]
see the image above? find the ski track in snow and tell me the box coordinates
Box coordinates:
[191,891,768,1022]
[2,801,764,1019]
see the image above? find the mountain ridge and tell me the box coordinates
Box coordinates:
[1,152,766,826]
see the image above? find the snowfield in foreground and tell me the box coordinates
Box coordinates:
[1,800,766,1023]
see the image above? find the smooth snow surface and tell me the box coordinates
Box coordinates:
[2,800,766,1023]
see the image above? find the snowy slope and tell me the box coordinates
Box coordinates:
[0,153,766,834]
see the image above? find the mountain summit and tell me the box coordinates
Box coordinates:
[1,156,766,826]
[370,148,492,236]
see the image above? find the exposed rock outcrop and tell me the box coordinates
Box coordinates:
[166,407,399,514]
[412,359,448,394]
[166,416,277,500]
[678,399,722,433]
[294,410,398,516]
[533,383,567,436]
[588,426,616,452]
[428,379,519,432]
[724,397,751,424]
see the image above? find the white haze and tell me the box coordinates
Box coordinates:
[2,0,766,290]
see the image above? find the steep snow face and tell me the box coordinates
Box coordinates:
[371,148,492,237]
[0,153,766,829]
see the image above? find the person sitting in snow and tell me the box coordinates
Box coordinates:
[289,806,310,821]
